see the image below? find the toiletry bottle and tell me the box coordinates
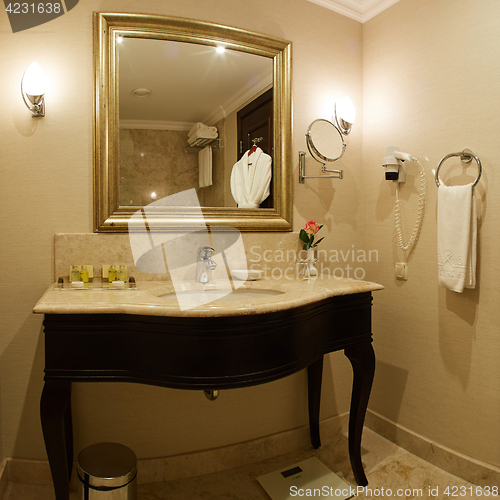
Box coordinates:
[108,265,117,283]
[80,265,89,283]
[70,265,80,282]
[118,265,127,282]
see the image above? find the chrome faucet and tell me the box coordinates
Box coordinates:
[195,246,217,283]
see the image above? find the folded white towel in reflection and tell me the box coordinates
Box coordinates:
[188,122,218,137]
[199,146,212,188]
[230,147,272,208]
[188,127,218,146]
[437,183,477,292]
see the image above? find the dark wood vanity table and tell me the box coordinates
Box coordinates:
[38,286,378,500]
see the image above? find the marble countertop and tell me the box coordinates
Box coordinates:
[33,277,384,318]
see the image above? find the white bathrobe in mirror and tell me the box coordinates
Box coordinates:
[230,147,272,208]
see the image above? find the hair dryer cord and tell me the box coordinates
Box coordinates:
[394,159,426,255]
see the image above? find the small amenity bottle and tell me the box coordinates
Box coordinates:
[70,266,80,282]
[80,265,89,283]
[108,265,117,283]
[117,265,127,282]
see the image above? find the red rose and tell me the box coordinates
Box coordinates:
[304,220,320,235]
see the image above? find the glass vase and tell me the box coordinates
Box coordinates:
[305,247,318,278]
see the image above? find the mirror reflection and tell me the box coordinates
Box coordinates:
[118,38,274,209]
[306,119,345,164]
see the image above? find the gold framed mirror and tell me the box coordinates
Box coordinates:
[93,12,292,232]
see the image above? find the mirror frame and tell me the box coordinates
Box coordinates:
[93,12,293,232]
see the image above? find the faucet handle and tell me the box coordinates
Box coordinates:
[198,246,215,259]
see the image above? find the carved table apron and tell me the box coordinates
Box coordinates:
[40,291,376,500]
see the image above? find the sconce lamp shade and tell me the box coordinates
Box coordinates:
[22,62,47,116]
[335,96,355,135]
[23,62,47,97]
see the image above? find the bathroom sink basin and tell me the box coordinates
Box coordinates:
[158,288,284,302]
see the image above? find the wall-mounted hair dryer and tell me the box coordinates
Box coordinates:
[383,146,417,182]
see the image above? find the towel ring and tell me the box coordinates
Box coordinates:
[435,149,482,188]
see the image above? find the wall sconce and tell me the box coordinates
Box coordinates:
[21,62,47,117]
[299,96,355,183]
[334,96,356,136]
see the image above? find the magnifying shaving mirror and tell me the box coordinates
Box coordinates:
[299,96,355,183]
[299,119,345,183]
[306,119,345,164]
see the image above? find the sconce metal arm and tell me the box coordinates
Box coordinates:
[21,76,45,117]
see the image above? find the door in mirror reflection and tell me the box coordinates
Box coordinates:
[237,88,273,208]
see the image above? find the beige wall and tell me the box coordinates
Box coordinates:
[363,0,500,468]
[4,0,499,474]
[0,1,363,460]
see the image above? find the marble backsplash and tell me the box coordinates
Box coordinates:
[54,232,305,282]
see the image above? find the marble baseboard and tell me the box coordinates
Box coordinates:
[0,413,349,489]
[162,412,349,482]
[0,460,8,499]
[365,409,500,488]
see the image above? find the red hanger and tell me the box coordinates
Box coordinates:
[248,145,257,155]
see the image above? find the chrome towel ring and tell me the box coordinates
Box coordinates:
[435,148,482,188]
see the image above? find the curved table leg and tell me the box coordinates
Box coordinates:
[307,356,324,449]
[344,343,375,486]
[40,381,72,500]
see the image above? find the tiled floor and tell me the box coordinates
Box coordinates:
[3,428,492,499]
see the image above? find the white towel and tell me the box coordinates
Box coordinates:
[198,146,212,188]
[188,128,218,146]
[188,122,218,138]
[437,183,477,292]
[230,147,272,208]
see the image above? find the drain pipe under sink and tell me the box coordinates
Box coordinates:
[204,390,219,401]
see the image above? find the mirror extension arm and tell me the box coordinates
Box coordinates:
[298,152,343,183]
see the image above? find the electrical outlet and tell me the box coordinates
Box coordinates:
[395,262,408,281]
